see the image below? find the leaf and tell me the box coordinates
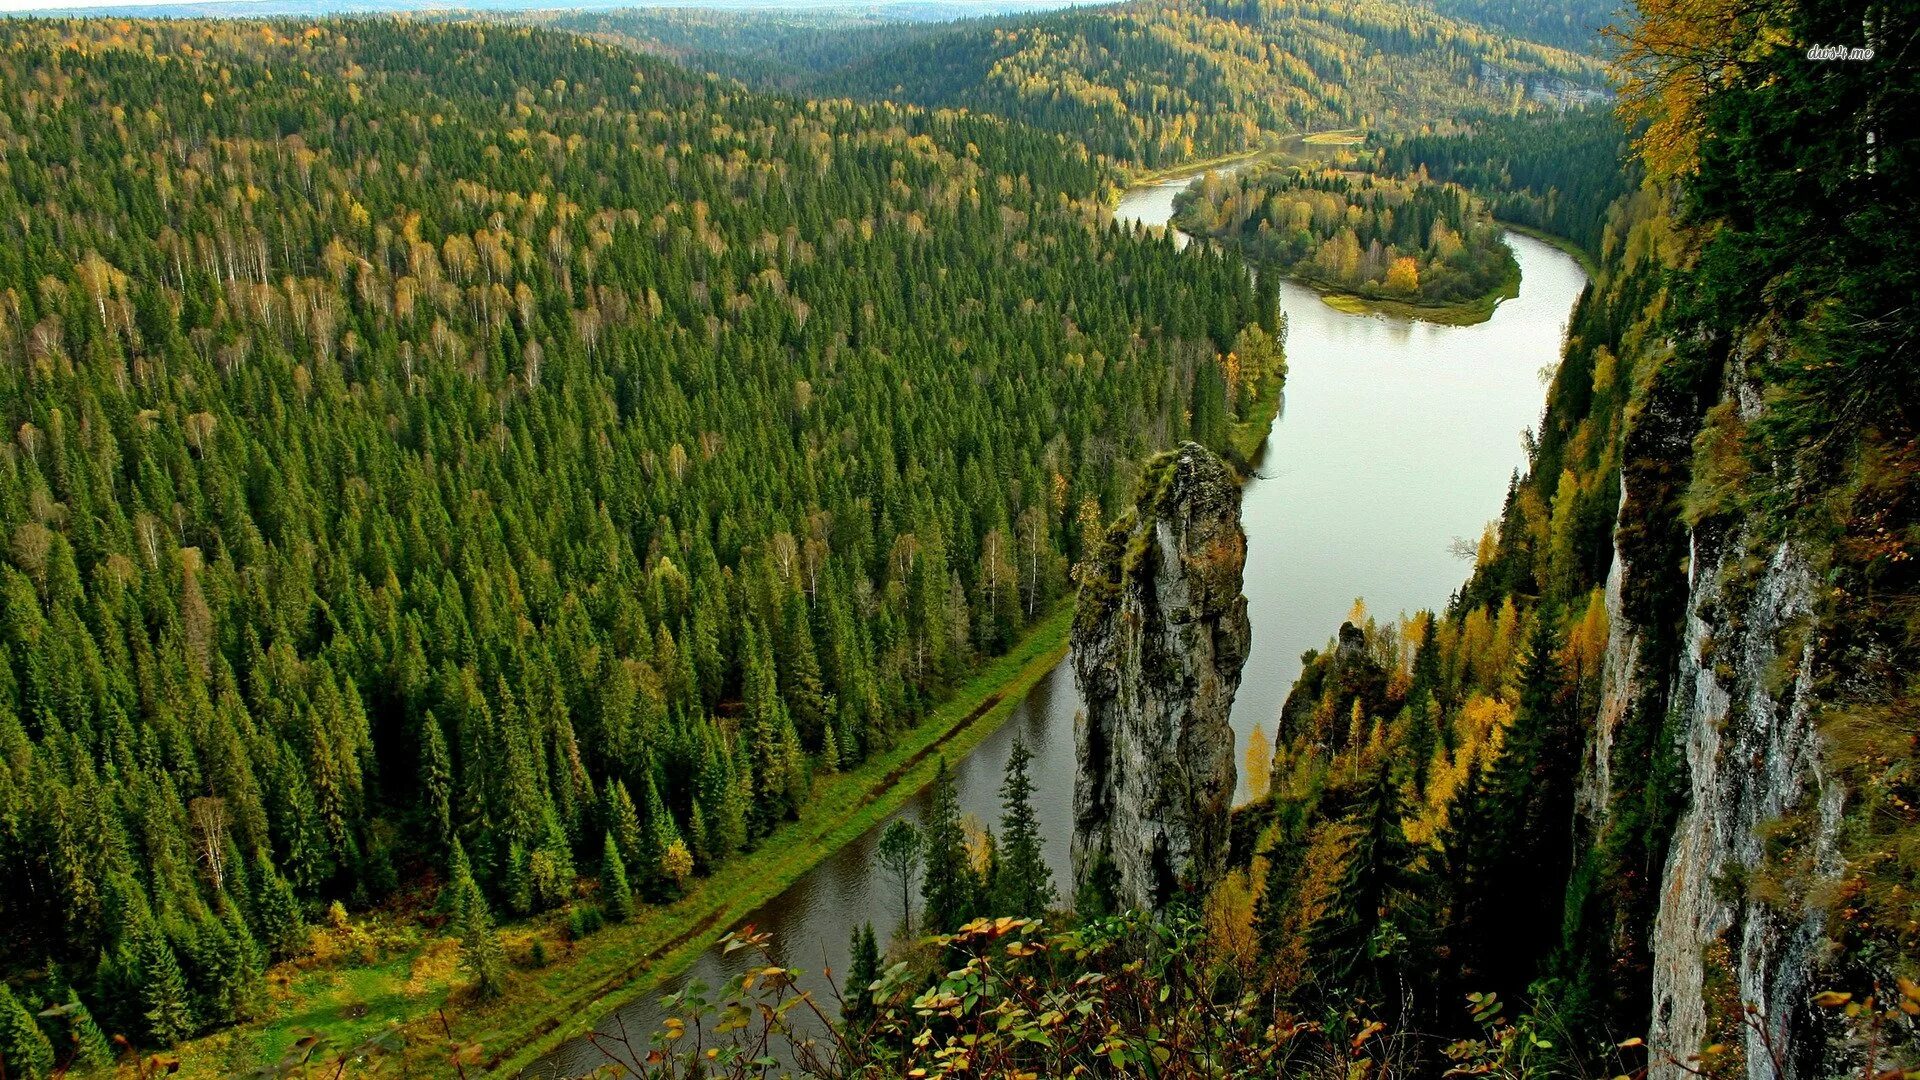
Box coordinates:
[1813,991,1853,1008]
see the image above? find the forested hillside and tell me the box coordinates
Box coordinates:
[517,7,951,93]
[0,16,1278,1062]
[694,0,1917,1073]
[1381,106,1636,256]
[1174,167,1518,310]
[811,0,1606,168]
[1421,0,1621,51]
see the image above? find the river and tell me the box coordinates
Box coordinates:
[523,168,1590,1078]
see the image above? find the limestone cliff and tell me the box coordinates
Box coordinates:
[1587,349,1848,1079]
[1071,442,1251,913]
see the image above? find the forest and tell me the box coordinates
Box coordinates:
[0,15,1281,1072]
[659,0,1910,1070]
[520,0,1608,170]
[1174,167,1519,309]
[1378,106,1637,257]
[0,0,1913,1074]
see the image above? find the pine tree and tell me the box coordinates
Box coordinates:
[741,623,805,835]
[1434,761,1496,999]
[641,772,686,899]
[419,710,455,859]
[1306,758,1428,1009]
[252,854,306,959]
[531,810,576,912]
[605,780,646,881]
[600,830,634,922]
[1254,812,1310,958]
[989,739,1054,918]
[504,841,534,916]
[0,983,54,1080]
[920,760,974,934]
[775,598,831,753]
[1470,617,1578,999]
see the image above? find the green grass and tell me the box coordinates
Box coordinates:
[1230,370,1286,466]
[165,608,1073,1079]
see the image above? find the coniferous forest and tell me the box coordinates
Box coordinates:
[0,0,1915,1077]
[0,15,1279,1066]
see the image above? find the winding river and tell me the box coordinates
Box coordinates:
[524,168,1590,1078]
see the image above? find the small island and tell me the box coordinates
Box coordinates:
[1174,165,1520,324]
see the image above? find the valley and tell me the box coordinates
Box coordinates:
[0,0,1912,1078]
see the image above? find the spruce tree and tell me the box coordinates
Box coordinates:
[0,983,54,1080]
[600,830,634,922]
[61,988,113,1069]
[919,760,974,934]
[251,853,306,959]
[875,819,922,935]
[1306,758,1428,1009]
[1435,761,1497,1000]
[841,922,880,1030]
[451,841,508,999]
[133,917,196,1046]
[1472,617,1578,999]
[641,772,686,899]
[605,780,646,881]
[419,711,455,859]
[989,739,1054,918]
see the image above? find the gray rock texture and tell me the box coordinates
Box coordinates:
[1071,442,1251,913]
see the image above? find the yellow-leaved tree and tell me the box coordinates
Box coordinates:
[1244,725,1272,803]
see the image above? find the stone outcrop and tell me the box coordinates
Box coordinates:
[1071,442,1251,913]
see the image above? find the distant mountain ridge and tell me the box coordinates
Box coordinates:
[526,0,1610,169]
[816,0,1606,166]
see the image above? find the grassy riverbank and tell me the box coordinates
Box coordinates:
[1231,369,1286,465]
[161,609,1072,1079]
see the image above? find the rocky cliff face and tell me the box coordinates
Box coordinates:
[1588,354,1845,1079]
[1071,442,1251,913]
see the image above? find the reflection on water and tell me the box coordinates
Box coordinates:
[525,171,1588,1078]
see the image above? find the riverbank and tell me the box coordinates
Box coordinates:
[482,607,1074,1077]
[1229,242,1522,327]
[159,608,1072,1079]
[1112,129,1365,192]
[1313,261,1521,326]
[1497,220,1601,279]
